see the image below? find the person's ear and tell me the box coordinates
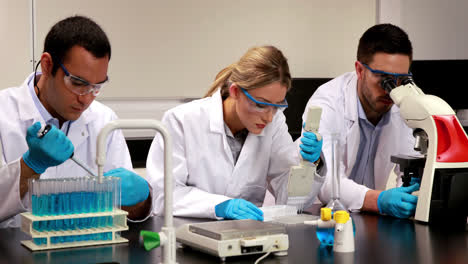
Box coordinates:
[355,61,365,81]
[39,53,54,78]
[229,83,240,99]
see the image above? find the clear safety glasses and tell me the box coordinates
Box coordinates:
[240,88,288,114]
[60,63,109,96]
[361,62,412,87]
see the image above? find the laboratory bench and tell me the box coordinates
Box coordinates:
[0,212,467,264]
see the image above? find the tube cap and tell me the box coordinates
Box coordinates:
[320,207,332,221]
[334,210,350,224]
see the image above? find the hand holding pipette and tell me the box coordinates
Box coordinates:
[299,107,323,163]
[34,123,149,206]
[287,106,324,213]
[300,132,323,163]
[28,123,97,176]
[23,122,74,174]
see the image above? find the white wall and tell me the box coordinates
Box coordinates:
[0,0,32,88]
[2,0,377,96]
[33,0,375,99]
[378,0,468,60]
[1,0,376,137]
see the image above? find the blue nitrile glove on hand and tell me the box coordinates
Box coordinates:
[22,122,74,174]
[300,131,323,163]
[104,167,149,206]
[215,199,264,221]
[410,177,421,186]
[377,183,420,218]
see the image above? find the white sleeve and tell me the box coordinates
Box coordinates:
[0,158,28,223]
[146,111,230,219]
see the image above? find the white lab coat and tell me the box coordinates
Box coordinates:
[147,90,324,219]
[303,72,418,211]
[0,73,133,227]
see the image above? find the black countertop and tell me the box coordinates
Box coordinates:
[1,212,467,264]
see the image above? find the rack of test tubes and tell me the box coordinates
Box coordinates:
[20,176,128,251]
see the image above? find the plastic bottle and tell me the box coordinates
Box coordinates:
[311,208,355,248]
[333,210,355,252]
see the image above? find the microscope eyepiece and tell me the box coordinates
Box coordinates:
[380,76,415,93]
[380,77,397,93]
[400,76,414,85]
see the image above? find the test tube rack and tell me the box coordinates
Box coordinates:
[20,209,128,251]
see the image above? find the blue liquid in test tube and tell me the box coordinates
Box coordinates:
[39,194,49,231]
[32,194,40,231]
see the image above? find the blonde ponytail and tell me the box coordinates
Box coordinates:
[204,64,235,98]
[204,46,291,98]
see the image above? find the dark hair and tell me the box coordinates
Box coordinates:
[43,15,111,75]
[357,24,412,64]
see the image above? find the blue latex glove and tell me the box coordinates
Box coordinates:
[410,177,421,186]
[104,167,149,206]
[215,199,264,221]
[377,183,420,218]
[22,122,74,174]
[300,131,323,163]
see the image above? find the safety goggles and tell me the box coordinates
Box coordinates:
[361,62,412,87]
[60,63,109,96]
[240,87,288,114]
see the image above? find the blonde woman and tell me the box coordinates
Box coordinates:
[147,46,324,220]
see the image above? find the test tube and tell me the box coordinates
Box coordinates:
[30,179,41,234]
[36,180,45,232]
[62,179,71,230]
[112,177,121,227]
[106,177,113,226]
[91,177,99,228]
[69,178,78,229]
[43,180,52,231]
[29,179,36,215]
[81,177,89,229]
[99,178,111,227]
[113,177,121,211]
[106,177,113,211]
[49,180,58,231]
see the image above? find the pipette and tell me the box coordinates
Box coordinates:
[37,124,98,177]
[287,106,322,213]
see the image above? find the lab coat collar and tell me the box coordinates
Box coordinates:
[18,73,43,123]
[343,72,359,124]
[208,89,265,137]
[209,90,225,134]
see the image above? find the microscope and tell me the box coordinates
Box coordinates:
[383,77,468,225]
